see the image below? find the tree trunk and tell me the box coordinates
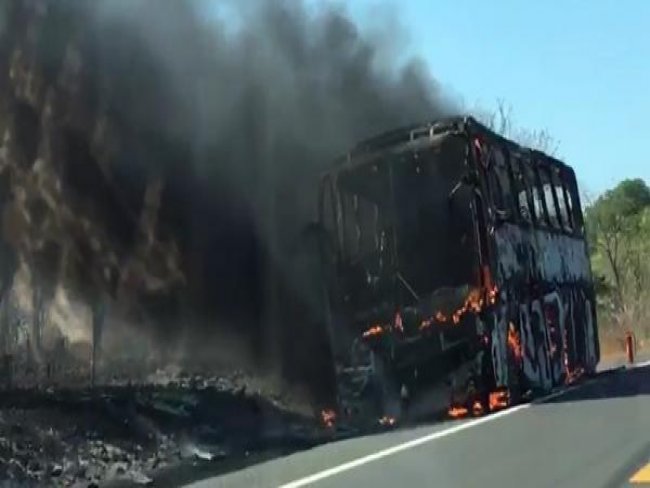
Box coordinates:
[605,247,624,312]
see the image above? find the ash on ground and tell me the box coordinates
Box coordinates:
[0,368,328,487]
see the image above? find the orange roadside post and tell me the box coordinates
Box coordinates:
[625,330,635,364]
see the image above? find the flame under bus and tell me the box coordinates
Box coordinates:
[317,116,598,426]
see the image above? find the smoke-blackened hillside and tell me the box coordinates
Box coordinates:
[0,0,450,403]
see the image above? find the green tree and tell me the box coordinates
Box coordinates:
[585,178,650,335]
[585,180,650,297]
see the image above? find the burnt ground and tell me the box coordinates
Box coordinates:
[0,378,343,488]
[0,364,627,487]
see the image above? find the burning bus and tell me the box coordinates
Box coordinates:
[315,116,598,425]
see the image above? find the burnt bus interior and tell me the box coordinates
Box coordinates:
[320,130,478,324]
[317,116,597,422]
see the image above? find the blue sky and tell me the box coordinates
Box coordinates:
[204,0,649,196]
[344,0,650,196]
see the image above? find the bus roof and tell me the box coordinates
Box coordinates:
[324,116,574,180]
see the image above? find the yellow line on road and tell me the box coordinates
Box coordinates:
[631,462,650,483]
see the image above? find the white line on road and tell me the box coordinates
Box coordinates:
[279,385,583,488]
[633,359,650,368]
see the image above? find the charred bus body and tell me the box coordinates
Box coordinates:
[317,116,598,424]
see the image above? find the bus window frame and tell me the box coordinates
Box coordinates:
[561,167,585,237]
[536,161,562,231]
[502,148,520,220]
[523,156,549,228]
[508,153,535,226]
[549,165,574,233]
[492,144,517,219]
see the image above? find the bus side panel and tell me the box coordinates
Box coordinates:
[473,133,599,394]
[487,228,598,394]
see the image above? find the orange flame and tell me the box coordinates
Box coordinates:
[321,409,336,428]
[449,391,508,420]
[487,286,498,305]
[565,366,584,385]
[489,390,509,411]
[448,405,469,418]
[418,283,499,332]
[379,416,396,426]
[507,322,522,364]
[362,325,384,339]
[482,265,497,304]
[379,282,500,336]
[362,311,405,340]
[472,399,485,416]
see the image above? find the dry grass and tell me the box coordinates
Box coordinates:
[599,330,649,361]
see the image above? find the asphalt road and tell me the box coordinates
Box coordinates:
[186,361,650,488]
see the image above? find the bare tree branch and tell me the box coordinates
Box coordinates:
[473,99,559,156]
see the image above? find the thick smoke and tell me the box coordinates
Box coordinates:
[87,0,449,230]
[5,0,452,399]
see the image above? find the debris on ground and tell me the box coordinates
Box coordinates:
[0,372,328,487]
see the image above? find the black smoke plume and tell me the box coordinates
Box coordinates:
[1,0,451,402]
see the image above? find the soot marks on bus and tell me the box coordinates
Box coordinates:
[494,225,591,284]
[473,128,598,407]
[488,288,597,390]
[319,119,598,425]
